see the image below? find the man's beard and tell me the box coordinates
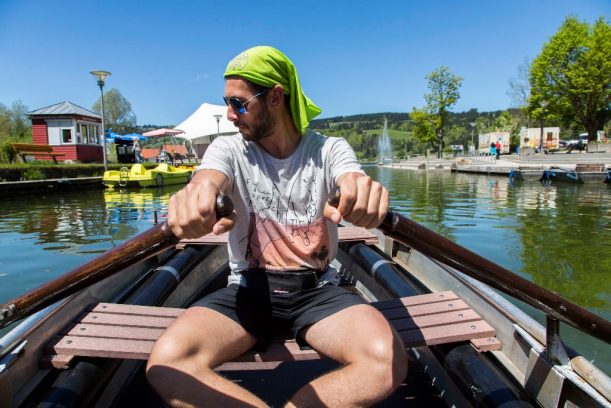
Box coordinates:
[241,105,275,142]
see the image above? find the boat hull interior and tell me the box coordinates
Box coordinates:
[0,228,608,407]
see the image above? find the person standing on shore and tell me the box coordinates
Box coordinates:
[133,139,142,163]
[146,45,407,407]
[490,141,497,159]
[495,140,501,159]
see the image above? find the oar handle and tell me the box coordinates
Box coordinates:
[0,194,234,329]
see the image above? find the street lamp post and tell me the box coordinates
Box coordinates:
[213,114,222,142]
[470,122,476,156]
[90,70,111,170]
[539,100,548,155]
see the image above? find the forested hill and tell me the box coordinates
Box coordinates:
[308,109,520,160]
[311,112,410,130]
[310,109,508,132]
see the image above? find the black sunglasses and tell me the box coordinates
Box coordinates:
[223,89,270,114]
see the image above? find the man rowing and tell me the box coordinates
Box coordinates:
[146,45,407,407]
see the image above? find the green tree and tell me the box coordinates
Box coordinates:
[507,58,533,129]
[0,101,32,163]
[507,57,531,109]
[410,107,438,149]
[493,111,522,151]
[0,103,11,138]
[423,66,463,157]
[529,16,611,141]
[493,111,513,131]
[0,101,30,139]
[92,88,137,134]
[10,101,30,138]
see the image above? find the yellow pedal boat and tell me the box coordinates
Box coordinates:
[103,163,192,188]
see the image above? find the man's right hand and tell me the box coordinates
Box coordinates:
[167,170,234,239]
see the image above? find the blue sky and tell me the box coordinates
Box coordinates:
[0,0,609,125]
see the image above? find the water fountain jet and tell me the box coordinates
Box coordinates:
[377,119,392,165]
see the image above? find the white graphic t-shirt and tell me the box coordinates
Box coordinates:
[198,130,364,286]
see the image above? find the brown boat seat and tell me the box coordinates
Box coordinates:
[176,225,381,248]
[43,291,501,370]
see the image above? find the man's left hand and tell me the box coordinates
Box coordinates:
[324,172,389,229]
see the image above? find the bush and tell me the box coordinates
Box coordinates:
[0,162,159,182]
[0,141,17,164]
[22,167,45,180]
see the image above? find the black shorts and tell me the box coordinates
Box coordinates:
[191,270,366,345]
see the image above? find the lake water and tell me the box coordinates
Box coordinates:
[0,169,609,373]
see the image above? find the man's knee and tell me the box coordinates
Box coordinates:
[358,331,408,390]
[147,309,212,374]
[148,332,189,369]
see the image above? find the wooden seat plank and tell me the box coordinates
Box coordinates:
[177,226,379,248]
[51,336,155,360]
[233,340,320,362]
[90,303,183,317]
[391,309,482,331]
[397,320,495,347]
[45,291,500,368]
[373,291,459,310]
[471,336,503,352]
[383,300,470,319]
[79,313,176,328]
[63,323,165,340]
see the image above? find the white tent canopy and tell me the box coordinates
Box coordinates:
[175,103,238,146]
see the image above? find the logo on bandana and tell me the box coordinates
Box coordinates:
[227,52,249,71]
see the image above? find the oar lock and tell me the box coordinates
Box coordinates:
[0,304,17,321]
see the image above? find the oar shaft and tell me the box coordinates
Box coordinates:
[379,211,611,344]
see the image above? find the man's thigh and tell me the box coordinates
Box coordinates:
[300,304,399,364]
[153,306,257,369]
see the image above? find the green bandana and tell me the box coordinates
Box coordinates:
[224,46,321,134]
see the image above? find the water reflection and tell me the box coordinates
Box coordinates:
[0,186,181,303]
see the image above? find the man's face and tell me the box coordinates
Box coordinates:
[224,78,274,142]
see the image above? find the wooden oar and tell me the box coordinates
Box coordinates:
[377,211,611,344]
[0,195,234,329]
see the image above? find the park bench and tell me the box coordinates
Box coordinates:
[167,152,200,165]
[11,143,65,164]
[184,153,200,164]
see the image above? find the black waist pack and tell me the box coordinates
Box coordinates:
[241,269,322,294]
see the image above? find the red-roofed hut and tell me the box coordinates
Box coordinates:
[28,101,103,162]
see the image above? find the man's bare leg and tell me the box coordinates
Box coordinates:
[146,307,268,408]
[286,304,407,407]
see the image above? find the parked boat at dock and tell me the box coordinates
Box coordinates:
[509,167,546,182]
[509,163,610,184]
[103,163,192,188]
[547,164,610,184]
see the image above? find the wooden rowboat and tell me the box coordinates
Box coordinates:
[0,206,609,407]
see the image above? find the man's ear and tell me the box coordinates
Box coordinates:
[268,85,285,109]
